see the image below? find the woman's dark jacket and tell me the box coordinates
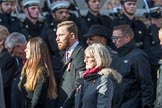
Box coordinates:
[75,68,122,108]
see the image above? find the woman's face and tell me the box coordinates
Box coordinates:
[24,42,31,59]
[84,52,96,69]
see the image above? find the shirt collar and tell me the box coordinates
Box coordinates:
[66,41,79,57]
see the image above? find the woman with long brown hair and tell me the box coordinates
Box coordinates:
[19,37,57,108]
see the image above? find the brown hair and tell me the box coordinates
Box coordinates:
[20,37,57,99]
[113,24,134,39]
[57,21,78,38]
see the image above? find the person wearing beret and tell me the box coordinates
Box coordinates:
[84,25,117,56]
[20,0,45,40]
[0,0,22,33]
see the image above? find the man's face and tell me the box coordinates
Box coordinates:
[6,44,26,58]
[24,6,40,19]
[0,2,15,15]
[56,26,71,50]
[112,30,128,48]
[123,1,136,15]
[86,35,106,46]
[87,0,101,12]
[151,18,162,29]
[52,9,69,22]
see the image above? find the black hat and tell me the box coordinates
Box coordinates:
[84,25,108,39]
[120,0,137,5]
[144,6,162,18]
[150,7,162,18]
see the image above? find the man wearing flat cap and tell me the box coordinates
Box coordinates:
[84,25,117,56]
[0,0,22,33]
[20,0,45,40]
[113,0,151,54]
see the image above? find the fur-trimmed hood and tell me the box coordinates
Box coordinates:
[98,68,122,83]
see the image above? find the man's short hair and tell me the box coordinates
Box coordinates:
[113,24,134,39]
[57,21,78,38]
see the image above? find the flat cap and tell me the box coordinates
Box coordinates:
[84,25,109,39]
[150,6,162,18]
[50,1,70,12]
[144,6,162,18]
[22,0,40,7]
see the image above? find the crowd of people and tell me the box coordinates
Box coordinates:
[0,0,162,108]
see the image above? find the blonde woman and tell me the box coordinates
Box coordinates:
[75,43,122,108]
[19,37,57,108]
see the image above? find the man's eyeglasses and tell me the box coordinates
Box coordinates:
[111,36,126,41]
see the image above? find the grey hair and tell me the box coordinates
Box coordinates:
[85,43,112,68]
[5,32,27,48]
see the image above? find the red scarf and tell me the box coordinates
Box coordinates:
[83,67,103,78]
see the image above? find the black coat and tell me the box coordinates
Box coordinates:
[20,18,45,40]
[111,41,154,108]
[148,24,162,65]
[0,13,22,33]
[0,48,18,108]
[0,68,5,108]
[58,44,85,108]
[11,58,24,108]
[41,25,59,55]
[77,12,113,47]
